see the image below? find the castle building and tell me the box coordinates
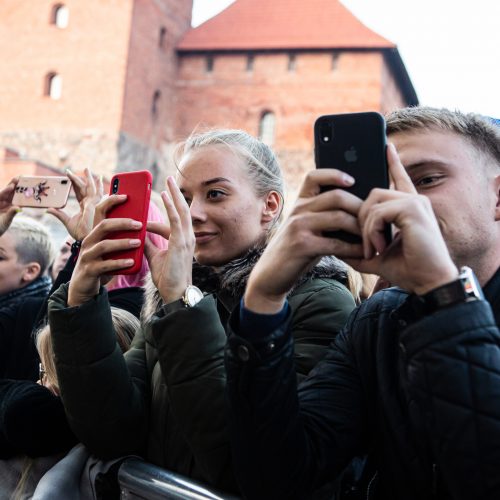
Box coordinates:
[0,0,417,192]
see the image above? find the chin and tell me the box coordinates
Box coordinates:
[194,250,238,267]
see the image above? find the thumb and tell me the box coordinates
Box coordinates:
[47,208,70,227]
[0,206,21,234]
[144,236,160,264]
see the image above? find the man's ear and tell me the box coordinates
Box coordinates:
[21,262,42,285]
[261,191,282,223]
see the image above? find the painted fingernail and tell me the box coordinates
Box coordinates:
[16,208,22,213]
[129,239,141,246]
[343,173,355,185]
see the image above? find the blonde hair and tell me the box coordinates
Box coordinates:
[8,216,54,275]
[386,107,500,168]
[36,307,139,393]
[174,129,285,229]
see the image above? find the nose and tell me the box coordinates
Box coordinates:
[189,196,208,224]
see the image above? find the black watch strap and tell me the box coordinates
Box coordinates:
[420,266,483,314]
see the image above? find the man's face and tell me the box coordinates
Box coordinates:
[390,129,500,270]
[0,232,30,295]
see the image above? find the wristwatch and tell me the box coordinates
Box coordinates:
[181,285,204,307]
[421,266,484,313]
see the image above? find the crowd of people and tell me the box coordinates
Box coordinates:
[0,106,499,499]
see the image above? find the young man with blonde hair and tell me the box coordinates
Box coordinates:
[226,107,500,499]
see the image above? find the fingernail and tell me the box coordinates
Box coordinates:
[343,173,355,185]
[130,239,141,246]
[125,259,134,266]
[65,167,72,173]
[15,208,22,213]
[131,221,142,229]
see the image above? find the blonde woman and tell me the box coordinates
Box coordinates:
[49,129,358,492]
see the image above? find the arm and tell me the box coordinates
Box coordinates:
[49,283,149,458]
[399,299,500,500]
[226,302,368,500]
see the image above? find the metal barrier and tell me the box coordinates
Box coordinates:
[118,458,240,500]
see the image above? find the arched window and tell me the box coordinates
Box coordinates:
[151,90,161,120]
[259,111,276,146]
[159,27,167,49]
[45,72,62,100]
[51,4,69,28]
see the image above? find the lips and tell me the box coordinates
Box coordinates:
[194,232,217,244]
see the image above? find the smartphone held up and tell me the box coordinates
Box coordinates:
[105,170,152,275]
[12,175,72,209]
[314,111,391,244]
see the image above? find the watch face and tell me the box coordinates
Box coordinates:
[185,286,203,307]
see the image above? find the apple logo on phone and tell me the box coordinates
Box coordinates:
[344,147,358,163]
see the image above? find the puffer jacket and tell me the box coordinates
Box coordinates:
[48,248,356,492]
[225,267,500,500]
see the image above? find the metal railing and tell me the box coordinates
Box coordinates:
[118,458,239,500]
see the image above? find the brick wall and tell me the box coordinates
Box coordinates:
[174,50,391,193]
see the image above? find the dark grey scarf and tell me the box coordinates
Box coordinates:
[0,275,52,310]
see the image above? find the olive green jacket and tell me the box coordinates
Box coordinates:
[48,255,356,491]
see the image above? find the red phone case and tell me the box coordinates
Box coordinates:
[106,170,152,275]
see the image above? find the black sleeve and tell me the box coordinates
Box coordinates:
[0,379,77,458]
[400,299,500,500]
[225,303,367,500]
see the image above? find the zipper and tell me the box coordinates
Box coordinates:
[366,471,378,500]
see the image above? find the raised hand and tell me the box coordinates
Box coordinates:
[245,169,364,313]
[47,168,104,241]
[67,194,142,307]
[144,176,194,304]
[347,144,458,294]
[0,177,21,236]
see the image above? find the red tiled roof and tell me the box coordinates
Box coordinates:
[178,0,394,51]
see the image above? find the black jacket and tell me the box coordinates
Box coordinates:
[226,268,500,500]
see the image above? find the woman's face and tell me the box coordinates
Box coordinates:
[0,232,30,295]
[177,145,270,266]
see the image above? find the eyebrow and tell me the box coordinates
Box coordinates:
[404,160,449,175]
[180,177,232,193]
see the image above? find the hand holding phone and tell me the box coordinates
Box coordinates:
[104,170,152,275]
[314,112,390,244]
[12,175,72,208]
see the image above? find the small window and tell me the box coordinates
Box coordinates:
[246,54,254,72]
[288,53,296,72]
[151,90,161,120]
[259,111,276,146]
[51,4,69,28]
[45,72,62,100]
[159,27,167,49]
[332,52,340,71]
[206,56,214,73]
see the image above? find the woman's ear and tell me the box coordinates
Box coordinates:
[21,261,42,285]
[261,191,282,223]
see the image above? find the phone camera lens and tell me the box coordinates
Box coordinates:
[319,122,333,145]
[61,179,68,185]
[112,179,119,194]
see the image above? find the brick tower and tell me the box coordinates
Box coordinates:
[176,0,418,193]
[0,0,193,184]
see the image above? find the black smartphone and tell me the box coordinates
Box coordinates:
[314,111,391,244]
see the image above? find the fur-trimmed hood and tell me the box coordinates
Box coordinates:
[141,246,349,322]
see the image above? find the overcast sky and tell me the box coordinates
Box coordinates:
[192,0,500,118]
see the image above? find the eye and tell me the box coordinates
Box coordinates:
[414,175,444,188]
[207,189,226,200]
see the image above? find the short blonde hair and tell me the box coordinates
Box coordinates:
[8,217,54,275]
[386,107,500,168]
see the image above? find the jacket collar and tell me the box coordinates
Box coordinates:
[484,266,500,322]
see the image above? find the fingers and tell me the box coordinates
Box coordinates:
[166,176,192,229]
[66,169,86,200]
[46,207,70,226]
[93,194,127,226]
[387,143,416,194]
[292,187,363,218]
[0,177,19,203]
[298,169,356,198]
[144,236,161,264]
[86,216,142,247]
[0,206,20,234]
[147,220,170,240]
